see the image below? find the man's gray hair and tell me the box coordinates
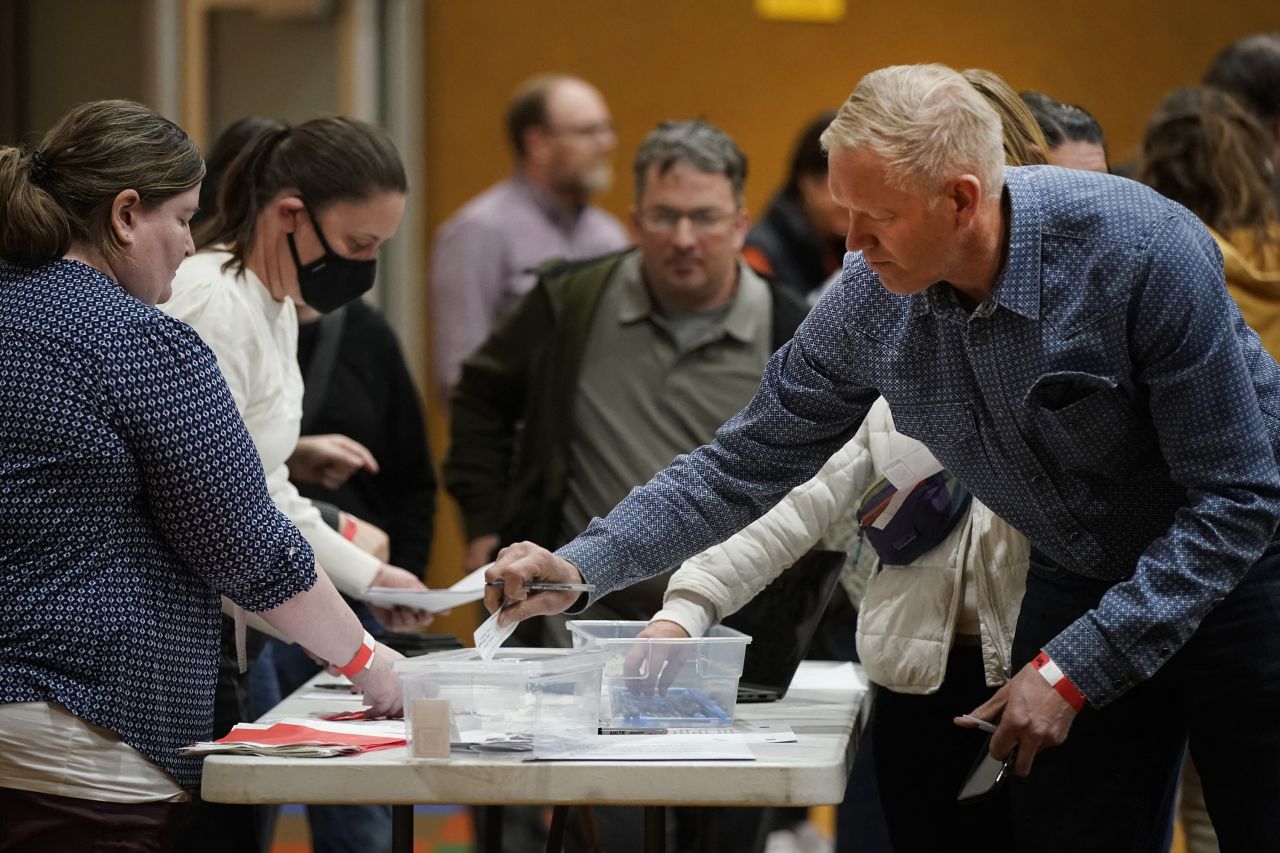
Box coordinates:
[821,64,1004,199]
[633,120,748,206]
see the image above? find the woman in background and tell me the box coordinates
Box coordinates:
[1021,90,1110,173]
[162,115,430,853]
[165,116,429,624]
[742,111,848,302]
[194,116,286,231]
[0,100,403,853]
[1140,86,1280,359]
[1138,84,1280,853]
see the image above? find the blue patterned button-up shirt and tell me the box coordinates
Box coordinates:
[0,260,317,787]
[560,165,1280,707]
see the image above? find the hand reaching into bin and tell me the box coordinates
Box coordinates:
[628,620,694,696]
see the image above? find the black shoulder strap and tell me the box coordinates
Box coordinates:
[767,279,810,350]
[300,305,348,433]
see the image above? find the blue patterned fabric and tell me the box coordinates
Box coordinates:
[0,260,317,788]
[560,165,1280,707]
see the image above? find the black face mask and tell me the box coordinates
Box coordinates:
[287,208,377,313]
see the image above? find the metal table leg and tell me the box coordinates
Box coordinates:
[698,807,720,853]
[644,805,667,853]
[391,804,414,853]
[545,805,570,852]
[478,804,504,853]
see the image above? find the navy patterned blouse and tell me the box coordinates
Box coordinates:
[0,260,317,788]
[561,165,1280,708]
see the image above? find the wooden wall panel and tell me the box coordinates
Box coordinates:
[423,0,1280,237]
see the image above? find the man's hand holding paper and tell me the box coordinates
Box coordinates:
[483,541,584,626]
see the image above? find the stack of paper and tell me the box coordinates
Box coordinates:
[363,565,489,612]
[183,717,406,758]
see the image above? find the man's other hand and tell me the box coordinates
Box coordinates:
[962,661,1080,777]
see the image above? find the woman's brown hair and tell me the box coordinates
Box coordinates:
[195,115,407,274]
[1139,86,1278,250]
[0,99,204,266]
[963,69,1050,168]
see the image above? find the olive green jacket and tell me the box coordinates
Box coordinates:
[444,249,808,551]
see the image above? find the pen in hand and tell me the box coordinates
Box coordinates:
[484,579,596,594]
[957,713,997,733]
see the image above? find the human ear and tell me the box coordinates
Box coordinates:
[110,189,142,244]
[732,206,751,250]
[950,176,983,225]
[627,205,643,243]
[273,193,306,233]
[524,125,552,166]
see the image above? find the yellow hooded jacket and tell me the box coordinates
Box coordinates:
[1212,224,1280,360]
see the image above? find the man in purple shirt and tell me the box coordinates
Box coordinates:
[430,74,630,402]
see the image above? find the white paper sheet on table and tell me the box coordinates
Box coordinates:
[787,661,868,694]
[533,732,756,761]
[364,565,489,611]
[295,683,365,701]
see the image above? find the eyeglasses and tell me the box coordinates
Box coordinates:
[545,120,616,140]
[638,206,738,235]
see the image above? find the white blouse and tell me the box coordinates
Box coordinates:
[162,249,380,596]
[0,702,186,802]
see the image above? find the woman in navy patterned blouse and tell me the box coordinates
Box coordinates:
[0,101,405,852]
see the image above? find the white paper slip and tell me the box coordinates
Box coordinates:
[880,439,944,491]
[450,564,491,592]
[473,605,518,660]
[272,717,408,737]
[787,661,869,694]
[870,487,911,530]
[736,723,798,744]
[366,565,493,612]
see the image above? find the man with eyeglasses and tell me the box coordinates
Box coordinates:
[431,74,628,413]
[445,116,806,851]
[447,119,806,625]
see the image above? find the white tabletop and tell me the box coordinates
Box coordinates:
[201,660,868,808]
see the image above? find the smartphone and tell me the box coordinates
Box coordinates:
[957,733,1016,802]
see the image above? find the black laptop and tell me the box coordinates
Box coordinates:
[722,548,846,703]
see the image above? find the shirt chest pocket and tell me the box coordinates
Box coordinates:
[1023,372,1139,471]
[887,402,978,450]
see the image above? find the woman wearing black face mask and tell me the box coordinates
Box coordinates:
[161,116,428,853]
[162,116,428,629]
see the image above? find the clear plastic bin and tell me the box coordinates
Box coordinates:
[566,620,751,728]
[394,647,607,755]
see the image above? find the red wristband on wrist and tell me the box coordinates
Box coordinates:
[336,631,376,679]
[1032,651,1086,712]
[340,515,359,541]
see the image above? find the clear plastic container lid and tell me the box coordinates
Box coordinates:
[567,620,752,645]
[394,646,608,675]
